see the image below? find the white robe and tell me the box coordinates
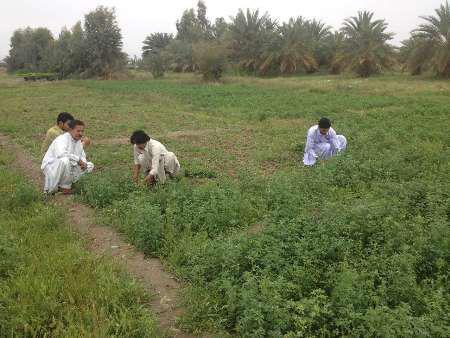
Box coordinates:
[41,132,94,193]
[133,139,180,184]
[303,125,347,166]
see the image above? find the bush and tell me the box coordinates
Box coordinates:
[108,191,165,255]
[8,182,40,209]
[144,53,166,78]
[166,181,255,236]
[193,42,228,81]
[76,171,135,208]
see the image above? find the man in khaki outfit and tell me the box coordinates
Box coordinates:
[130,130,180,185]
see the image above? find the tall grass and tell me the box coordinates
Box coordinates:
[0,153,162,337]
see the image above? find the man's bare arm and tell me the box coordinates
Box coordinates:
[133,164,141,183]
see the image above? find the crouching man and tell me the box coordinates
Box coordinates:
[130,130,180,186]
[41,119,94,194]
[303,117,347,166]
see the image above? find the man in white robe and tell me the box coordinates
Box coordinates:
[130,130,180,185]
[41,119,94,194]
[303,117,347,166]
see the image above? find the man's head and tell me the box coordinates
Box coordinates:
[318,117,331,135]
[57,112,74,131]
[130,130,150,150]
[68,119,85,141]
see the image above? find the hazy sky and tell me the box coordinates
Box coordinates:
[0,0,443,59]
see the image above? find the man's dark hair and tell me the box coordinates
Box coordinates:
[318,117,331,129]
[130,130,151,145]
[57,112,74,124]
[68,119,85,129]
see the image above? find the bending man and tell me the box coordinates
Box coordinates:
[41,120,94,194]
[303,117,347,166]
[130,130,180,185]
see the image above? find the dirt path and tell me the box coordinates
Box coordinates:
[0,134,196,338]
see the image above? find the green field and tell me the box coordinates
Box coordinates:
[1,72,449,336]
[0,152,161,337]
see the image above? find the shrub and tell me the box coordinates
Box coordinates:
[8,182,40,209]
[193,42,228,81]
[144,53,166,78]
[108,191,164,255]
[166,182,254,236]
[76,171,134,208]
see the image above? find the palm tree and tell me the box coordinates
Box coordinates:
[327,31,345,74]
[305,19,332,66]
[229,9,277,73]
[399,37,434,75]
[335,11,395,77]
[274,17,318,74]
[258,17,327,76]
[410,1,450,76]
[142,33,173,57]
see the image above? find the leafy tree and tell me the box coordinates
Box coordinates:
[142,33,173,77]
[176,1,212,43]
[399,37,434,75]
[164,39,196,72]
[327,31,346,74]
[6,27,54,72]
[51,22,88,78]
[212,17,229,41]
[193,41,228,80]
[83,6,126,78]
[142,33,173,57]
[196,0,211,34]
[229,9,277,74]
[70,22,88,74]
[335,11,395,77]
[144,54,166,78]
[274,17,318,75]
[305,19,332,66]
[409,1,450,76]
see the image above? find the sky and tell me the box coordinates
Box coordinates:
[0,0,444,59]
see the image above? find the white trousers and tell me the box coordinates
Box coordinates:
[43,157,94,193]
[139,152,180,184]
[304,135,347,166]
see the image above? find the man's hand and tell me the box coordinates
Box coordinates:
[133,174,140,185]
[78,160,87,170]
[81,136,91,148]
[144,174,157,186]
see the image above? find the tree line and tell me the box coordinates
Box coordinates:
[4,1,450,80]
[4,6,125,79]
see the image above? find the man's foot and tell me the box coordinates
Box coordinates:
[59,187,74,195]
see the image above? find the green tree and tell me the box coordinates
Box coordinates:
[212,17,229,41]
[305,19,332,66]
[272,17,318,75]
[399,37,434,75]
[176,1,212,43]
[164,39,196,72]
[409,1,450,76]
[142,33,173,57]
[327,31,346,74]
[83,6,126,78]
[6,27,54,72]
[193,41,228,80]
[142,33,173,78]
[229,9,277,74]
[335,11,395,77]
[51,22,88,78]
